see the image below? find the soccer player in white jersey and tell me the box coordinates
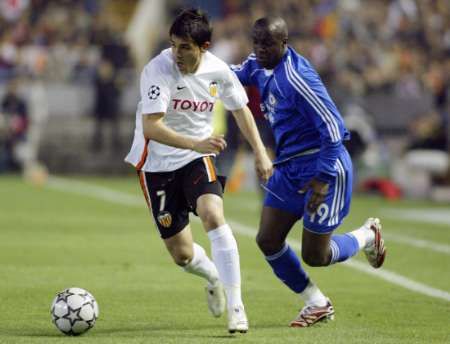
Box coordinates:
[125,8,273,333]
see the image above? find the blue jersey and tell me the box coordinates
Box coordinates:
[231,47,349,183]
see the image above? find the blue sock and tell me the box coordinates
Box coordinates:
[265,244,309,293]
[329,233,360,264]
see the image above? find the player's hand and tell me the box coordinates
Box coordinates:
[300,178,329,214]
[255,151,273,182]
[192,135,227,154]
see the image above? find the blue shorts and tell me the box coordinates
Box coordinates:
[263,148,353,234]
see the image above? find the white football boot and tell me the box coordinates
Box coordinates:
[228,305,248,333]
[363,218,387,268]
[205,281,226,317]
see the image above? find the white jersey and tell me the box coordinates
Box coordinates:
[125,48,248,172]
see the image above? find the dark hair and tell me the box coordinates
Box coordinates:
[169,8,212,47]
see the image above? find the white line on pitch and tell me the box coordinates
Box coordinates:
[47,176,143,206]
[224,198,450,255]
[226,196,450,227]
[46,176,450,302]
[224,219,450,302]
[383,233,450,255]
[382,208,450,226]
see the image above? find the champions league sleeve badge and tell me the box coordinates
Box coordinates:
[148,85,161,100]
[209,81,218,97]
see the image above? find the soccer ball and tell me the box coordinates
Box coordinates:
[50,287,99,336]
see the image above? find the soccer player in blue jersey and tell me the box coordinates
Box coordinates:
[231,17,387,327]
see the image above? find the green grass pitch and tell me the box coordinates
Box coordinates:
[0,175,449,343]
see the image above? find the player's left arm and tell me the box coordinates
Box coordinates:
[297,75,345,213]
[231,106,273,181]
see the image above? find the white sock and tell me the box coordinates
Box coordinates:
[299,281,327,307]
[350,225,375,250]
[183,243,219,285]
[207,224,243,309]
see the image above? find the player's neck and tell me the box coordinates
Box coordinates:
[188,59,201,74]
[182,55,203,74]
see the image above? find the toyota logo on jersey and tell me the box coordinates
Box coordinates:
[172,99,214,112]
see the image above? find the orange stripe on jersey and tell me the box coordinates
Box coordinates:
[138,171,151,208]
[136,139,149,170]
[203,156,217,182]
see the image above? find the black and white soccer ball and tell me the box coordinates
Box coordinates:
[50,287,99,336]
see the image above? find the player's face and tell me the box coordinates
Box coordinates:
[252,29,286,69]
[170,35,203,74]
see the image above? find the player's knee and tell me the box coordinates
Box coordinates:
[301,250,329,267]
[172,252,193,266]
[168,246,193,266]
[197,206,224,229]
[256,232,282,256]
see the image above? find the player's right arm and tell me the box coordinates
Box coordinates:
[140,60,226,155]
[142,114,226,154]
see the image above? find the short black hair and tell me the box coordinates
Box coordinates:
[253,17,288,41]
[169,8,212,47]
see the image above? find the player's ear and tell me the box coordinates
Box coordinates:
[200,41,210,52]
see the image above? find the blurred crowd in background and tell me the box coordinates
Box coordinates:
[0,0,133,170]
[0,0,449,200]
[0,0,131,83]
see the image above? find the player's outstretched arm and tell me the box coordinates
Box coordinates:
[231,106,273,181]
[142,113,226,154]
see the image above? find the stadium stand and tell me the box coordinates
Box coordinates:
[0,0,448,197]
